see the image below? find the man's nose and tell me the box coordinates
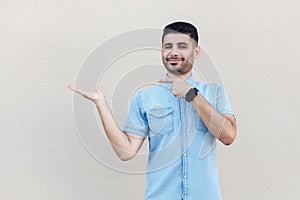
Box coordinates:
[169,49,179,56]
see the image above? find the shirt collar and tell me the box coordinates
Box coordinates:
[185,74,195,85]
[165,73,195,84]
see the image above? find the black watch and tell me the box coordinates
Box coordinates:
[185,87,199,102]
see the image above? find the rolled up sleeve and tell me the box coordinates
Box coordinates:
[123,92,149,138]
[216,85,234,115]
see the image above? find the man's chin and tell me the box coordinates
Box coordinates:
[165,65,184,75]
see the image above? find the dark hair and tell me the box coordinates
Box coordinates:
[162,21,199,44]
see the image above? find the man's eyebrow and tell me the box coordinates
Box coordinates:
[163,43,172,46]
[177,42,188,45]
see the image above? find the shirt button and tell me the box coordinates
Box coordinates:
[182,113,185,116]
[183,153,187,157]
[184,195,187,199]
[184,175,187,178]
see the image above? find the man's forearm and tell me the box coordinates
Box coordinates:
[190,93,236,145]
[94,99,135,160]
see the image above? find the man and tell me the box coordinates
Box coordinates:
[68,21,237,200]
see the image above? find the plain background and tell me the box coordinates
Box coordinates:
[1,0,299,199]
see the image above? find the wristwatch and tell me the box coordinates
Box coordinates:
[185,87,199,102]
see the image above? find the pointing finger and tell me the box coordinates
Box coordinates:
[157,78,174,83]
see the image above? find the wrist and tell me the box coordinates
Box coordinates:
[94,98,106,107]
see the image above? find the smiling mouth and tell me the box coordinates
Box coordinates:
[167,58,184,65]
[167,58,184,61]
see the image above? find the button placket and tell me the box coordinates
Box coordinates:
[180,99,188,199]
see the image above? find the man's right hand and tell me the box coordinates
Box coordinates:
[67,84,145,161]
[67,84,105,105]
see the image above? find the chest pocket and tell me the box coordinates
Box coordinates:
[194,110,208,132]
[149,107,174,136]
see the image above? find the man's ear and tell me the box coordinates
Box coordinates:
[194,46,201,59]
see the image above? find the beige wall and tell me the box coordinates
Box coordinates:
[1,0,299,199]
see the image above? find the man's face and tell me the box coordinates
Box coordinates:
[161,33,200,76]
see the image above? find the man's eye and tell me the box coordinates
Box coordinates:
[164,46,171,49]
[179,46,187,49]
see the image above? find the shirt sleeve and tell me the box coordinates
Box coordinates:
[122,92,149,138]
[216,85,234,115]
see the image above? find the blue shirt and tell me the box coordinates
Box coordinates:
[123,74,234,200]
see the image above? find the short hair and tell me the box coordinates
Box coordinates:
[162,21,199,44]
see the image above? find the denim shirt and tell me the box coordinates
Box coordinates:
[123,74,234,200]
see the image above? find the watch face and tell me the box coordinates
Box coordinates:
[185,88,198,102]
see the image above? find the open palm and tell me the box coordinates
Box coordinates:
[67,84,104,104]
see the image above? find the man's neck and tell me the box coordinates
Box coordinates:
[167,71,192,80]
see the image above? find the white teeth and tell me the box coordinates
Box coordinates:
[167,58,183,61]
[167,59,182,61]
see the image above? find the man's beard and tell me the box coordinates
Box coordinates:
[163,60,193,75]
[165,64,184,75]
